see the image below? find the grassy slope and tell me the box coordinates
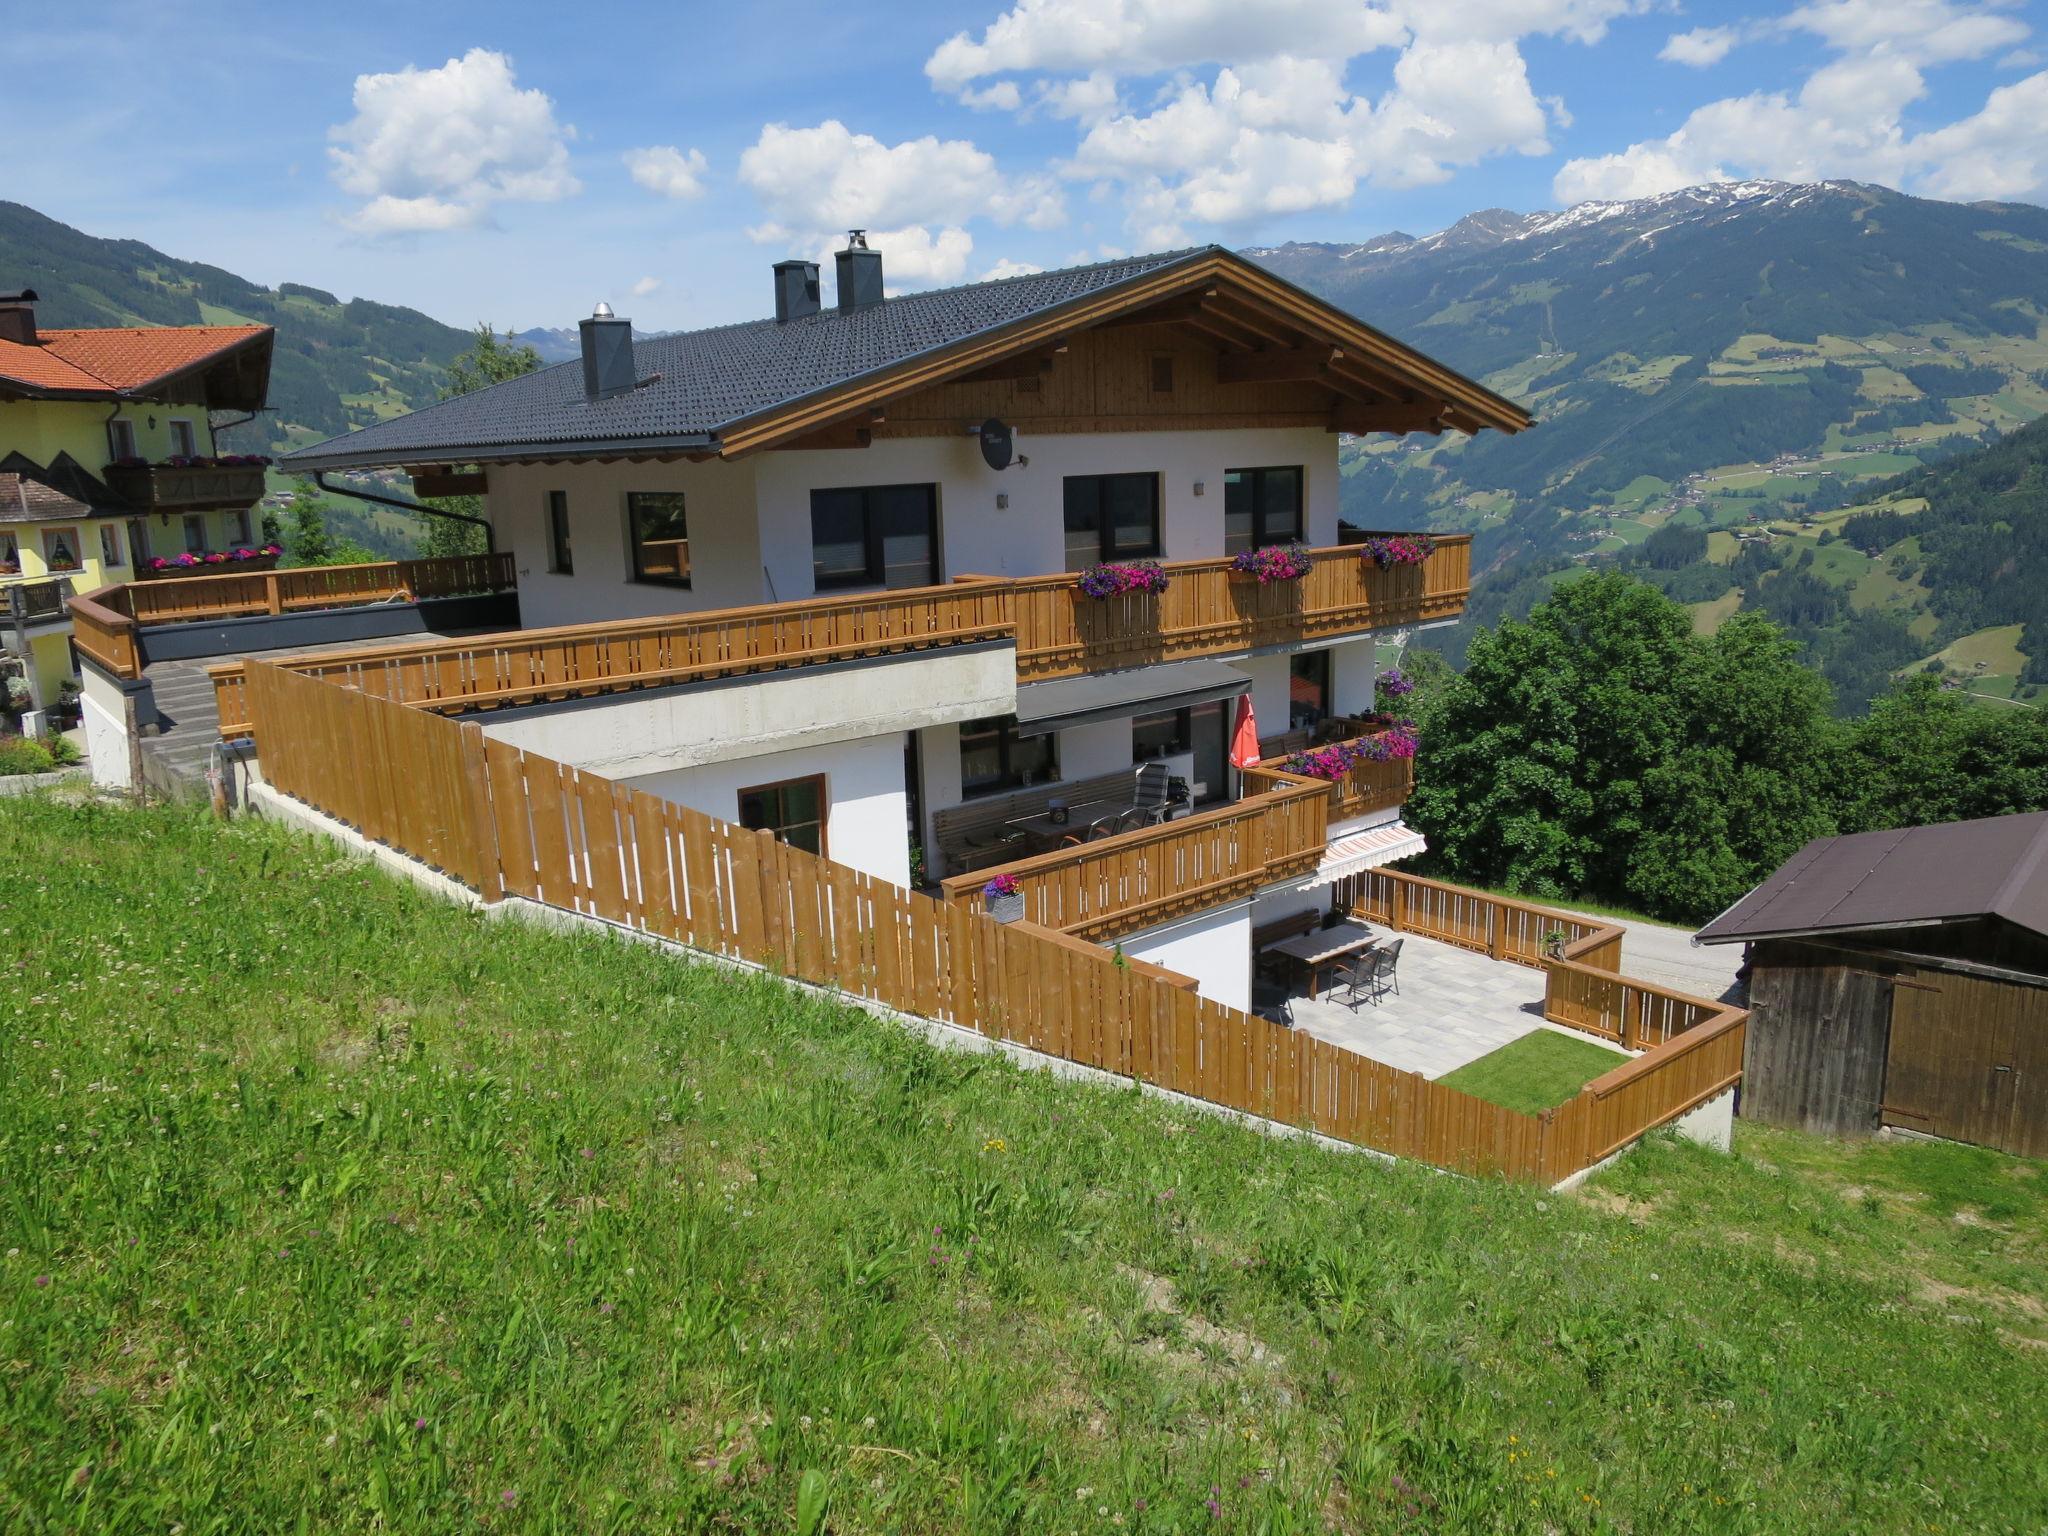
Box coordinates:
[3,795,2045,1533]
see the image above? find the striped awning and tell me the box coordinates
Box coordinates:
[1295,821,1427,889]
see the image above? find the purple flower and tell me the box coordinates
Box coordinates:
[579,1147,595,1160]
[414,1417,427,1430]
[501,1490,518,1507]
[1077,560,1170,598]
[983,873,1021,899]
[1230,542,1312,582]
[1358,534,1435,569]
[34,1275,49,1288]
[1376,667,1416,698]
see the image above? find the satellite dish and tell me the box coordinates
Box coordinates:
[978,418,1014,472]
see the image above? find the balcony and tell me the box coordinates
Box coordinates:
[1241,722,1416,824]
[938,776,1333,939]
[994,534,1470,681]
[104,460,266,513]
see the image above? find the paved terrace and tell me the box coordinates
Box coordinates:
[1252,929,1611,1080]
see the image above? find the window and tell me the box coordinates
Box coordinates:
[737,775,826,856]
[125,519,149,565]
[627,491,689,586]
[1150,354,1175,393]
[1223,466,1304,555]
[183,514,207,554]
[99,523,123,568]
[546,490,573,574]
[105,418,137,464]
[168,420,197,458]
[0,532,17,572]
[1132,708,1192,761]
[226,509,252,545]
[959,715,1058,799]
[810,483,938,590]
[1132,701,1228,805]
[1289,650,1331,731]
[1063,472,1160,570]
[40,527,81,572]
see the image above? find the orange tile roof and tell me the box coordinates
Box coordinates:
[0,324,269,397]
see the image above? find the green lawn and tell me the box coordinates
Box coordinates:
[5,794,2048,1532]
[1437,1031,1630,1114]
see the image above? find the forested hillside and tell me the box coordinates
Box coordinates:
[1258,180,2048,705]
[0,202,475,452]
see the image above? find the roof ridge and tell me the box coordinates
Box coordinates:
[1987,810,2048,925]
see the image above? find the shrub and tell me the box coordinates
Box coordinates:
[0,736,58,776]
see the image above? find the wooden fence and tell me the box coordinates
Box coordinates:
[241,658,1742,1184]
[995,536,1471,681]
[1338,867,1732,1052]
[67,589,143,678]
[213,578,1017,742]
[937,778,1331,938]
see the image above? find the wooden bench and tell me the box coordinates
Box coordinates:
[930,769,1140,879]
[1252,907,1323,983]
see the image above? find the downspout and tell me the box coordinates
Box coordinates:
[311,472,494,552]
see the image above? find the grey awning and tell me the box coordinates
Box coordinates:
[1015,659,1251,737]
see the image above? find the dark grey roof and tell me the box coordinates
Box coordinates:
[1695,811,2048,945]
[283,248,1212,471]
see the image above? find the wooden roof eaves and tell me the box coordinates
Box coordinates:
[716,249,1532,458]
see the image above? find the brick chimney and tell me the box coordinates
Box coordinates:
[0,290,38,346]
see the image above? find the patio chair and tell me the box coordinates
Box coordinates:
[1333,946,1392,1010]
[1130,761,1173,825]
[1378,938,1404,1000]
[1062,810,1126,846]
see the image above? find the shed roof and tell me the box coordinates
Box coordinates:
[1695,811,2048,946]
[0,451,128,524]
[281,245,1532,471]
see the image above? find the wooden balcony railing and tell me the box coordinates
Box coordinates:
[1241,727,1415,823]
[124,552,514,626]
[67,589,142,678]
[214,578,1018,741]
[939,776,1332,939]
[991,535,1470,681]
[104,462,266,513]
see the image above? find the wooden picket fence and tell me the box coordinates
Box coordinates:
[242,658,1742,1183]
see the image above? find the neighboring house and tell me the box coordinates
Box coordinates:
[1697,811,2048,1158]
[94,240,1528,1005]
[0,289,273,715]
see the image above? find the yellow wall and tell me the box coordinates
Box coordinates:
[0,398,218,470]
[1,397,255,589]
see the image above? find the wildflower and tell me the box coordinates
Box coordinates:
[414,1417,427,1430]
[579,1147,595,1160]
[501,1490,518,1507]
[982,1136,1007,1153]
[34,1275,49,1288]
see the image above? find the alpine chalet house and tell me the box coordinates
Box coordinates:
[1,289,272,724]
[249,240,1527,1004]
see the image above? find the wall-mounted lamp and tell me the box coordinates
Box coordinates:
[1193,480,1205,497]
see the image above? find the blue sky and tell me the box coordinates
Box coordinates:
[3,0,2042,333]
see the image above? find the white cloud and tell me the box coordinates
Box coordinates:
[327,48,578,234]
[737,119,1064,270]
[1556,2,2044,207]
[925,0,1634,241]
[851,225,978,287]
[630,275,663,297]
[981,257,1046,279]
[623,144,708,199]
[1660,25,1741,66]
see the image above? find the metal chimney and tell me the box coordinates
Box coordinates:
[0,289,38,346]
[834,231,883,314]
[578,301,635,400]
[774,260,821,322]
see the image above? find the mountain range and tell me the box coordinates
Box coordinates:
[1253,179,2048,705]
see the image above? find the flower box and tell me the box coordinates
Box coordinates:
[1278,723,1419,780]
[139,547,283,579]
[1229,543,1313,583]
[983,873,1025,924]
[1076,560,1169,598]
[1358,534,1434,569]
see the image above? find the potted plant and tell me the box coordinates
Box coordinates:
[983,872,1025,924]
[1358,534,1434,569]
[1542,928,1568,960]
[1076,560,1169,598]
[1229,542,1313,583]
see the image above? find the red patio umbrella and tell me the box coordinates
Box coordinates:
[1229,691,1261,771]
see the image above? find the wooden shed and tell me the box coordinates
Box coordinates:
[1696,811,2048,1158]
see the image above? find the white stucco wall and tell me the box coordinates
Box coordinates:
[78,663,137,792]
[1117,900,1255,1012]
[1328,637,1380,716]
[624,731,913,888]
[477,644,1013,779]
[1237,653,1292,743]
[483,457,765,628]
[484,426,1340,622]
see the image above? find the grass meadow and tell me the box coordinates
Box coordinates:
[3,794,2046,1532]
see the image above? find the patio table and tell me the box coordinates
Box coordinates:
[1005,794,1131,850]
[1264,920,1379,1000]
